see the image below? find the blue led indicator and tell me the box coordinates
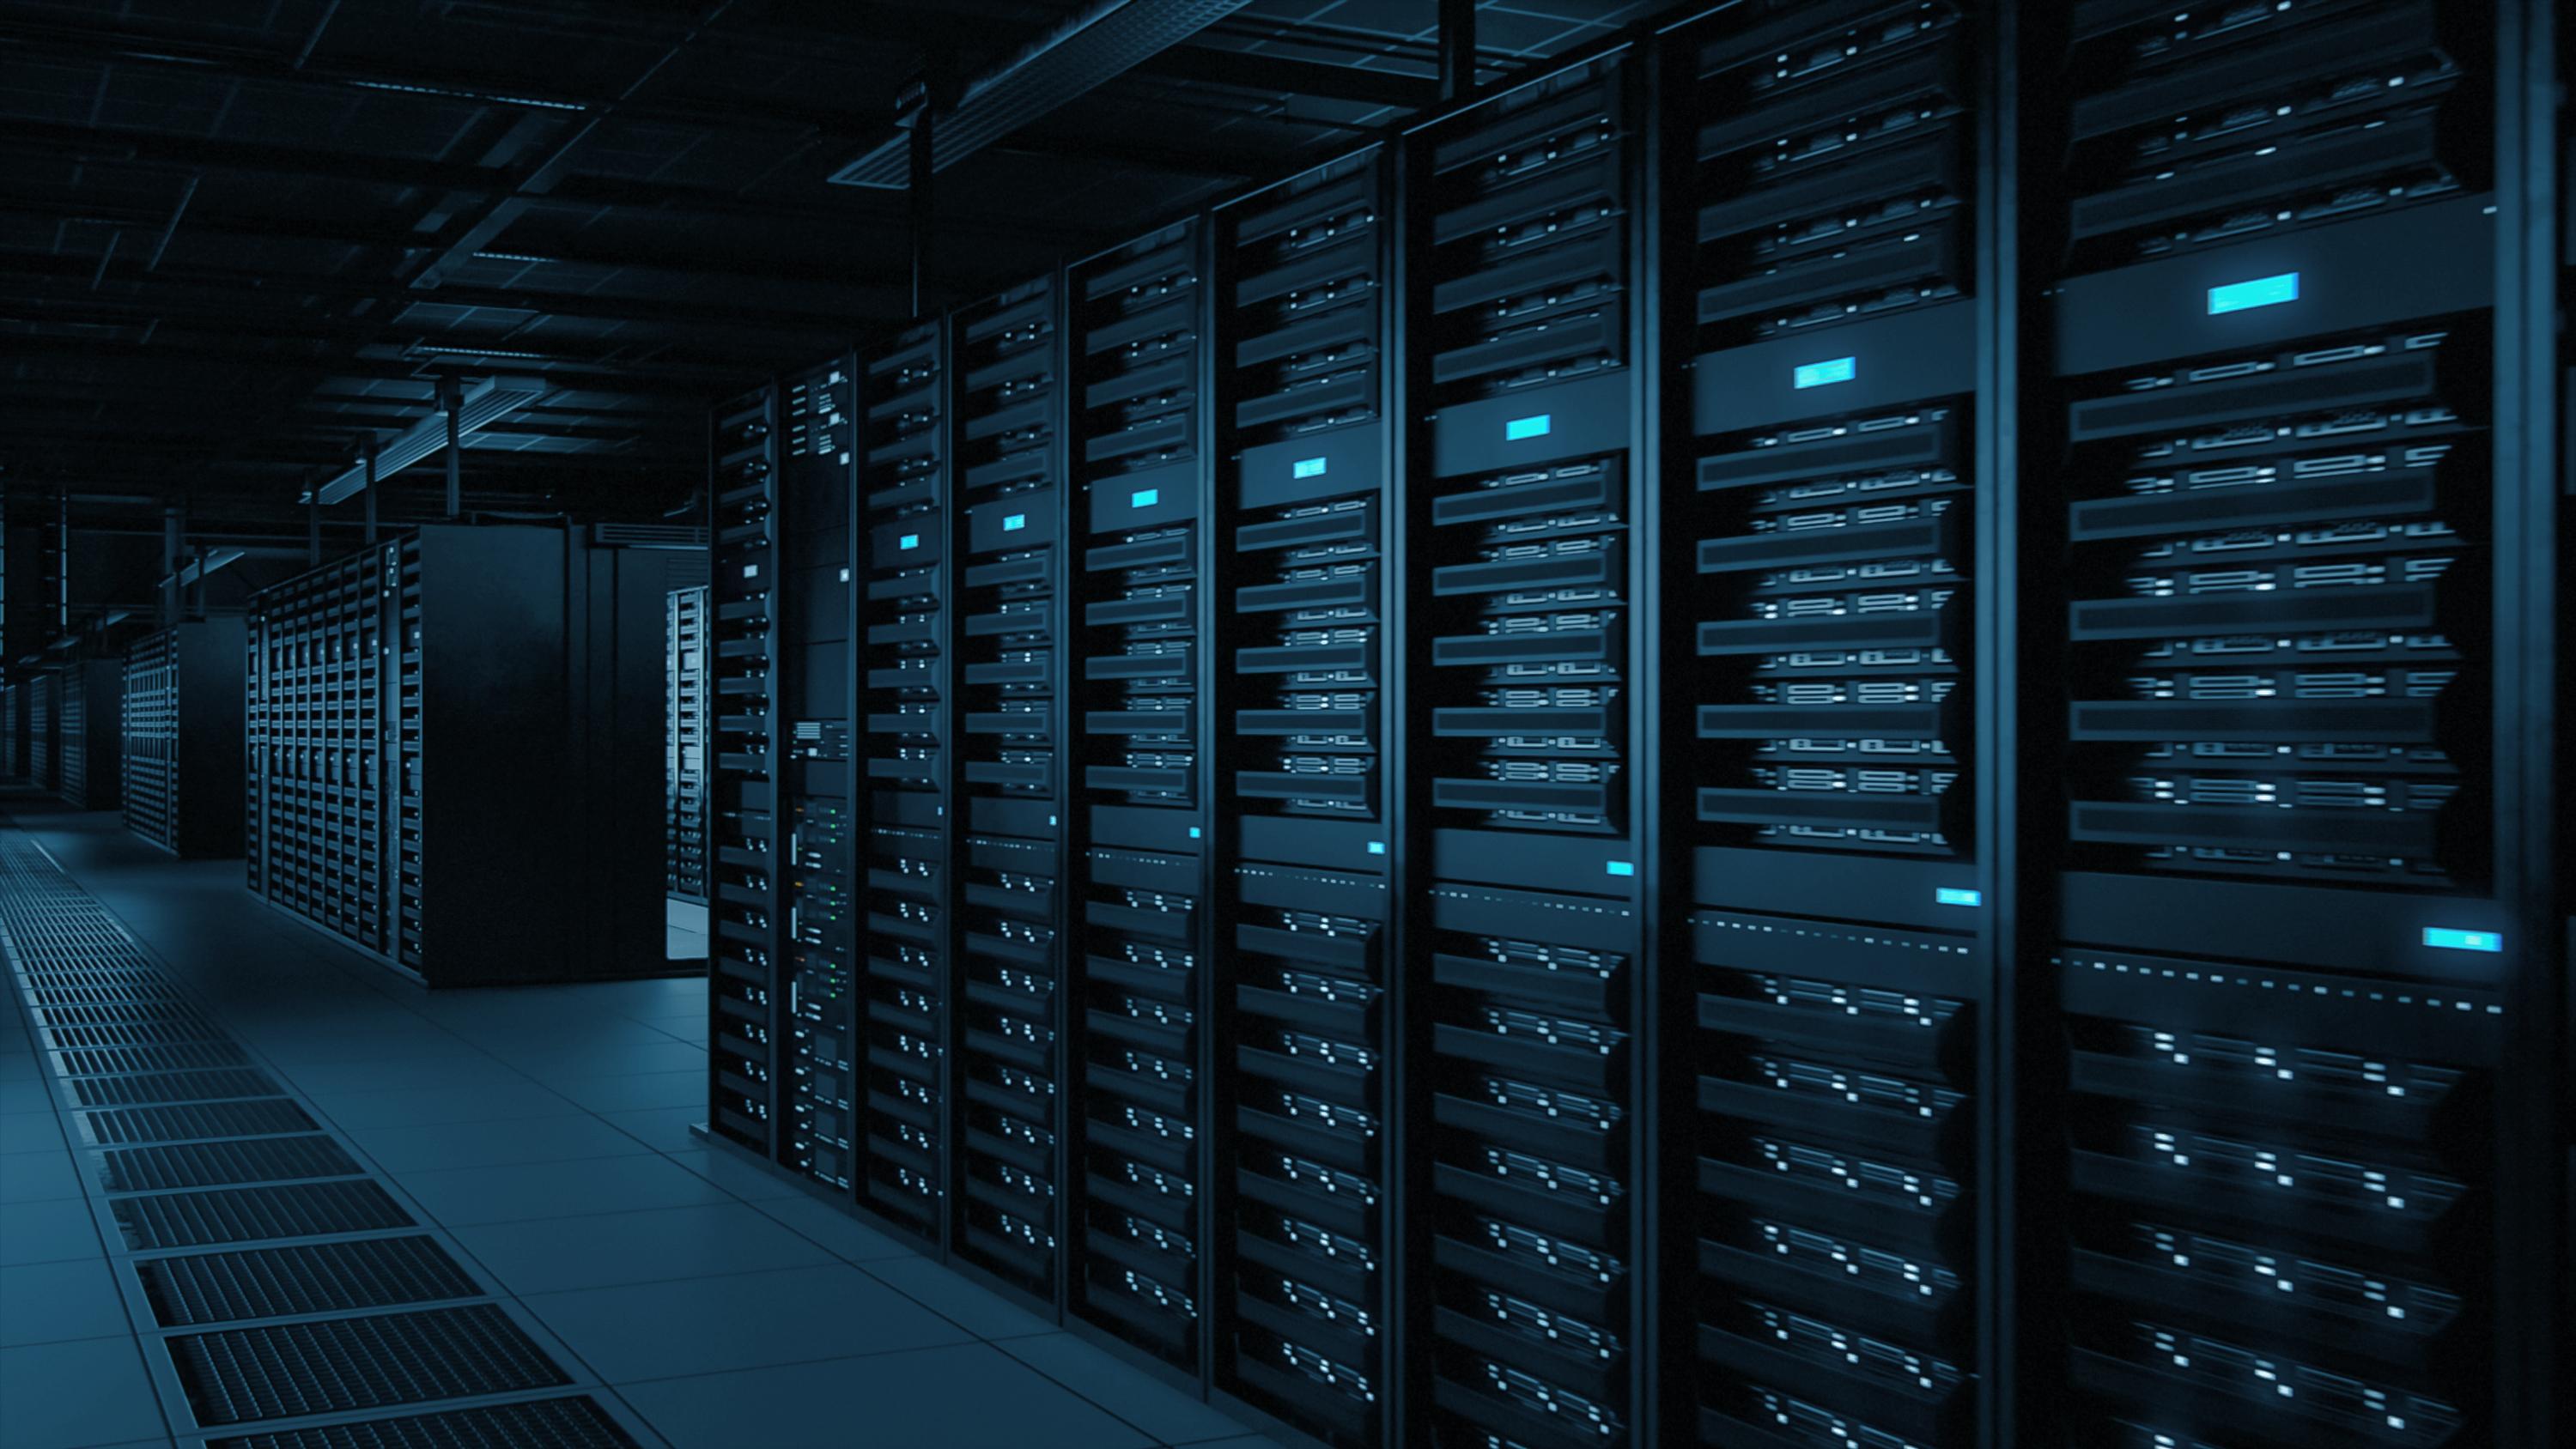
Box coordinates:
[1935,888,1983,907]
[1793,355,1857,390]
[2208,271,2300,315]
[1003,513,1026,531]
[1188,827,1201,840]
[1131,488,1159,508]
[898,534,919,550]
[1605,861,1635,877]
[1293,457,1327,479]
[1367,841,1385,855]
[2423,927,2502,953]
[1505,413,1552,441]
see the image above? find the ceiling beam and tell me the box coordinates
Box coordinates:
[1134,45,1435,110]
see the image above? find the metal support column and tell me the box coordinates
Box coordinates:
[361,437,379,544]
[1437,0,1476,103]
[909,103,936,318]
[440,375,463,518]
[161,504,182,625]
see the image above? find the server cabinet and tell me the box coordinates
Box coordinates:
[26,671,54,794]
[708,387,784,1160]
[853,329,948,1228]
[2027,3,2530,1445]
[246,524,676,986]
[778,356,861,1195]
[54,659,123,810]
[122,619,247,858]
[1665,5,1996,1446]
[1,683,21,779]
[1066,218,1218,1374]
[1404,57,1652,1449]
[667,585,710,903]
[949,279,1068,1297]
[1208,149,1397,1448]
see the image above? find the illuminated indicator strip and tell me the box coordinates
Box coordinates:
[2208,271,2300,315]
[2423,927,2502,953]
[1505,414,1552,440]
[1133,488,1159,508]
[899,534,920,550]
[1004,514,1026,531]
[1293,458,1328,479]
[1793,356,1856,389]
[1935,888,1982,907]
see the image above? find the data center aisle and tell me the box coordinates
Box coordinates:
[0,797,1279,1449]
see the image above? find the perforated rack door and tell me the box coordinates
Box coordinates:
[951,275,1070,1300]
[27,670,54,791]
[848,331,947,1223]
[666,585,710,903]
[1406,58,1649,1449]
[1668,6,1994,1446]
[1066,218,1216,1373]
[124,627,180,852]
[708,385,784,1161]
[1209,147,1396,1449]
[2035,3,2513,1444]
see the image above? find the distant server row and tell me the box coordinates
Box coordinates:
[705,3,2569,1446]
[1,662,122,809]
[240,523,701,986]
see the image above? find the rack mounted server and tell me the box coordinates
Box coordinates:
[0,682,22,780]
[245,523,697,987]
[24,670,55,794]
[121,619,247,858]
[702,4,2570,1446]
[668,584,711,904]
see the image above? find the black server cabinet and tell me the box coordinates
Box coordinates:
[1208,149,1397,1448]
[1065,218,1218,1374]
[781,356,862,1195]
[2028,3,2531,1446]
[708,390,783,1161]
[854,327,949,1229]
[1405,58,1652,1449]
[55,660,120,810]
[27,672,54,794]
[1666,5,1996,1447]
[54,659,123,810]
[122,619,248,858]
[950,278,1069,1299]
[667,584,710,903]
[1,683,21,779]
[246,524,677,986]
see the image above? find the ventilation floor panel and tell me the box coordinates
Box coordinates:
[112,1179,415,1251]
[204,1395,644,1449]
[95,1134,365,1193]
[167,1305,574,1426]
[76,1100,322,1145]
[139,1236,485,1328]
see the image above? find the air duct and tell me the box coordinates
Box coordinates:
[829,0,1253,189]
[301,374,546,505]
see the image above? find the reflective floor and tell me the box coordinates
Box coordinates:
[0,797,1278,1449]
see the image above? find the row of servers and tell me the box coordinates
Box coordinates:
[701,5,2571,1447]
[246,523,699,986]
[9,661,122,808]
[666,583,710,904]
[119,619,247,858]
[0,682,21,779]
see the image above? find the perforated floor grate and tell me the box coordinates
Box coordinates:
[32,1000,206,1026]
[77,1100,321,1145]
[169,1305,573,1426]
[54,1040,252,1076]
[138,1235,483,1327]
[71,1068,282,1106]
[203,1396,641,1449]
[112,1179,413,1250]
[97,1135,364,1193]
[42,1018,227,1046]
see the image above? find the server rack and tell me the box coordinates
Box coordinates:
[1064,218,1218,1377]
[1404,57,1654,1449]
[949,277,1069,1302]
[777,356,862,1195]
[245,524,677,986]
[2026,3,2537,1446]
[53,658,123,810]
[694,10,2569,1447]
[1,682,21,779]
[121,618,247,858]
[1207,149,1397,1448]
[26,671,54,794]
[1664,5,1996,1447]
[708,386,784,1160]
[667,585,709,903]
